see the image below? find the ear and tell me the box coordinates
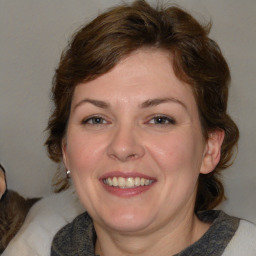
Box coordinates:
[62,138,69,170]
[200,129,225,174]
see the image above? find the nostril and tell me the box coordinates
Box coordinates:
[128,154,137,159]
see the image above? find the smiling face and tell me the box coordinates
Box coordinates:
[62,49,221,234]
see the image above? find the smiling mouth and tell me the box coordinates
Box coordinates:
[103,177,154,188]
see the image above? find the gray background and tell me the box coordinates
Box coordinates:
[0,0,255,222]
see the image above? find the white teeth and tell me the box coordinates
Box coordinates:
[103,177,153,188]
[134,177,141,187]
[112,177,118,187]
[118,177,126,187]
[107,178,112,186]
[126,177,134,188]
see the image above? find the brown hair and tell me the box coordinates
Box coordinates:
[45,0,239,211]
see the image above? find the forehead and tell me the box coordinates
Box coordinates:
[72,49,197,110]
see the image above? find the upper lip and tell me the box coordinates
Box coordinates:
[100,171,156,181]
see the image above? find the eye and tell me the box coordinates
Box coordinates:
[148,115,176,125]
[81,116,108,125]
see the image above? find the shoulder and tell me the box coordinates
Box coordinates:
[223,219,256,256]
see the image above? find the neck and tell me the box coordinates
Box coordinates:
[94,210,210,256]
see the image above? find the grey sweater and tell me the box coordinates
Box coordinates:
[51,210,240,256]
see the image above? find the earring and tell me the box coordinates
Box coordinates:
[66,169,71,179]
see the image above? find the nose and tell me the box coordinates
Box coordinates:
[107,125,145,162]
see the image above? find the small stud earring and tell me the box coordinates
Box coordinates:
[66,169,71,179]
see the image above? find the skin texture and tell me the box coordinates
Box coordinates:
[62,49,224,256]
[0,167,6,199]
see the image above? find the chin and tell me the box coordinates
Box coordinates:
[99,207,154,233]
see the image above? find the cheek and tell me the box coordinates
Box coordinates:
[148,130,204,178]
[152,131,204,204]
[65,130,105,174]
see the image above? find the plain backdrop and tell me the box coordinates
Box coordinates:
[0,0,255,222]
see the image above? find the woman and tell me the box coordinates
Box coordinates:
[46,1,256,255]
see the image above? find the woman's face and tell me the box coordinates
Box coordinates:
[63,49,219,234]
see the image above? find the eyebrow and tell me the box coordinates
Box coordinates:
[140,97,187,110]
[74,99,110,110]
[74,97,187,111]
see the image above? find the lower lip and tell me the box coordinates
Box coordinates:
[101,182,155,198]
